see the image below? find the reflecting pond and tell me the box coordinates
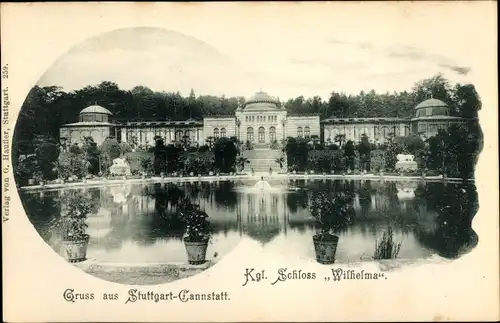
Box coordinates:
[20,179,478,263]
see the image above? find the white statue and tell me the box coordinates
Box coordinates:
[395,154,418,171]
[396,154,415,162]
[109,157,131,176]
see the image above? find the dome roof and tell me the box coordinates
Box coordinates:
[415,98,448,110]
[243,91,280,111]
[79,105,112,115]
[246,91,278,105]
[414,98,453,118]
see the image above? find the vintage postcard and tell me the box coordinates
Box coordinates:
[2,2,498,322]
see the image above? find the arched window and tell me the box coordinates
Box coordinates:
[269,126,276,142]
[258,127,265,143]
[214,128,220,138]
[221,128,227,137]
[304,126,311,138]
[247,127,254,142]
[297,127,303,138]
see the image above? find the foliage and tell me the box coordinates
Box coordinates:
[275,157,285,169]
[14,155,39,185]
[310,191,355,239]
[176,199,211,242]
[285,137,310,171]
[152,138,168,174]
[119,141,132,154]
[101,138,122,160]
[236,156,250,172]
[269,140,280,150]
[425,124,481,178]
[140,156,154,174]
[343,140,356,171]
[79,137,100,175]
[357,134,371,171]
[374,227,402,259]
[213,137,238,173]
[50,190,94,240]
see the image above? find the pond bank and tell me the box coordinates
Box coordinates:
[74,258,215,285]
[18,173,473,192]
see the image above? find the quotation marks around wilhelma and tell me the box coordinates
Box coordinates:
[324,268,387,282]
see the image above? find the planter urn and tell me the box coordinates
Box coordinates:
[209,171,214,176]
[61,235,90,263]
[28,179,35,186]
[313,234,339,264]
[190,172,194,177]
[184,238,209,265]
[39,180,45,187]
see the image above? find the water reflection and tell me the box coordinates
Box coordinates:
[20,179,478,263]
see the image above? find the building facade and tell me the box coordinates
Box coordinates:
[60,93,468,148]
[321,98,469,145]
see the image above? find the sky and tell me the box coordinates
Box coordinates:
[37,4,479,101]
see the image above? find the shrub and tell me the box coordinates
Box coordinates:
[374,227,402,260]
[177,199,211,242]
[310,191,354,240]
[50,190,94,240]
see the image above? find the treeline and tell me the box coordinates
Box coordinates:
[13,73,481,163]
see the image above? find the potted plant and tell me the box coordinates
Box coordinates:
[178,201,211,265]
[310,191,354,264]
[209,170,214,176]
[51,191,94,263]
[160,171,165,179]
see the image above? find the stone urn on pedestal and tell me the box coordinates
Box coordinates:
[310,191,354,264]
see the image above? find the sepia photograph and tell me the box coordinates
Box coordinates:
[2,2,498,321]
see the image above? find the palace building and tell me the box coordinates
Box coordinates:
[59,92,468,148]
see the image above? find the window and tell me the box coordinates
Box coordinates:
[245,116,248,122]
[175,130,183,142]
[247,127,254,142]
[258,127,265,143]
[221,128,227,137]
[274,116,277,122]
[214,128,220,138]
[297,127,303,138]
[304,126,311,138]
[425,108,432,116]
[269,126,276,142]
[252,116,255,122]
[381,127,389,138]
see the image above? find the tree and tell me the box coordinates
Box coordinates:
[153,138,168,175]
[236,156,250,172]
[343,140,356,171]
[357,134,371,172]
[453,84,481,119]
[285,137,310,172]
[101,138,122,160]
[213,137,238,173]
[81,137,100,175]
